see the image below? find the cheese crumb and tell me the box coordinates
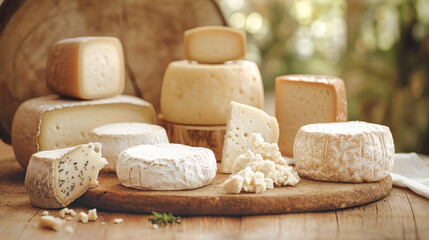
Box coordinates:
[65,226,74,234]
[88,209,98,221]
[38,216,64,231]
[113,218,123,224]
[59,208,77,218]
[42,210,49,216]
[152,224,159,230]
[66,216,73,221]
[78,212,89,223]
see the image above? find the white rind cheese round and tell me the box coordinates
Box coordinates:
[25,143,107,209]
[293,121,395,182]
[89,122,169,172]
[116,144,217,190]
[160,60,264,125]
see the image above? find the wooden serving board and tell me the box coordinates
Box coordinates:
[79,171,392,216]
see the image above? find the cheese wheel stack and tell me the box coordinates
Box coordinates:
[160,26,264,159]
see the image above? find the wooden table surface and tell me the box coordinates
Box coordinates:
[1,142,429,240]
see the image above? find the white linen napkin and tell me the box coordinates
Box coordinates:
[391,153,429,199]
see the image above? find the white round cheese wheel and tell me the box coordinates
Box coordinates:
[116,144,217,190]
[293,121,395,182]
[89,122,169,172]
[160,60,264,125]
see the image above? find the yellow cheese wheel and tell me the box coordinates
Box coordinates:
[160,60,264,125]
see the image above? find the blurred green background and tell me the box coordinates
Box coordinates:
[217,0,429,154]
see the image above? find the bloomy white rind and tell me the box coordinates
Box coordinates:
[11,94,155,169]
[293,121,395,182]
[24,143,107,209]
[116,144,217,190]
[89,123,169,172]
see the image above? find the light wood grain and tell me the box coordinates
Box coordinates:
[1,144,429,239]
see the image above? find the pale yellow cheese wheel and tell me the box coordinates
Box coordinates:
[160,60,264,125]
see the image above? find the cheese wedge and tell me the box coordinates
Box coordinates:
[12,94,156,169]
[275,75,347,157]
[116,144,217,190]
[184,26,246,63]
[25,143,107,209]
[294,121,395,182]
[46,37,125,99]
[161,60,263,125]
[89,122,169,172]
[220,101,279,173]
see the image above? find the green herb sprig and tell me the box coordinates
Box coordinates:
[148,211,181,226]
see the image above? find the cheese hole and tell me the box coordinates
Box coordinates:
[93,145,100,153]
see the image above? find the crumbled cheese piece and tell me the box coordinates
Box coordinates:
[78,212,88,223]
[232,134,299,187]
[66,216,73,221]
[101,221,106,225]
[42,210,49,216]
[222,167,269,194]
[222,134,299,194]
[65,226,74,234]
[38,216,64,231]
[88,209,97,221]
[59,208,77,218]
[152,224,159,230]
[113,218,123,224]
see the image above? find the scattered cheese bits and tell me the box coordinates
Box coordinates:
[66,216,73,221]
[65,226,74,234]
[88,209,98,221]
[222,134,299,194]
[42,210,49,216]
[114,218,123,224]
[78,212,89,223]
[38,216,64,231]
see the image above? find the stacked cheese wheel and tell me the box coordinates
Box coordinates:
[160,26,265,160]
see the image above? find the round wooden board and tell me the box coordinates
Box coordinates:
[0,0,226,144]
[79,170,392,216]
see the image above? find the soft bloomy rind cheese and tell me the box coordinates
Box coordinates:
[89,122,169,172]
[275,74,348,157]
[46,37,125,99]
[116,144,217,190]
[161,60,264,125]
[220,102,279,173]
[25,143,107,209]
[294,121,395,182]
[183,26,246,63]
[12,94,156,169]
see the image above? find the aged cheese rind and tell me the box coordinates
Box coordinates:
[275,74,347,157]
[294,121,395,182]
[12,94,156,169]
[89,122,169,172]
[25,143,107,209]
[184,26,246,63]
[116,144,217,190]
[220,102,279,173]
[161,60,264,125]
[46,37,125,99]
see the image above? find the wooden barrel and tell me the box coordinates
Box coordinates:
[0,0,226,144]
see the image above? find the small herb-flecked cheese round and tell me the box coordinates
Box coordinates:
[293,121,395,182]
[116,144,217,190]
[89,122,169,172]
